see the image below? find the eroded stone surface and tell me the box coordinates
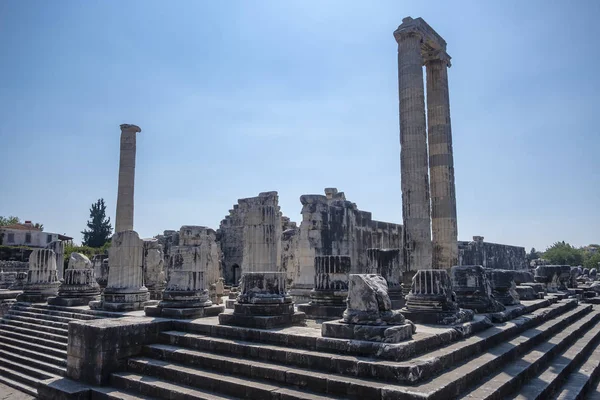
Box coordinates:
[48,252,101,306]
[16,248,60,302]
[143,238,166,300]
[451,265,505,313]
[486,269,520,306]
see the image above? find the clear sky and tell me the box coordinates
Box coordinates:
[1,1,598,251]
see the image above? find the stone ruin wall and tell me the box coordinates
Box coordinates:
[292,188,403,291]
[458,236,527,270]
[218,192,298,285]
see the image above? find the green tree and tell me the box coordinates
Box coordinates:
[81,199,113,248]
[583,253,600,269]
[543,241,584,266]
[0,216,20,226]
[34,222,44,231]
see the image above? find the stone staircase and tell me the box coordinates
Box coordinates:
[92,298,600,400]
[0,302,109,397]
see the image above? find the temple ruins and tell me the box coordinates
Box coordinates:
[0,15,599,400]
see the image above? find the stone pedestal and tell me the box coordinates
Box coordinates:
[486,269,520,306]
[569,267,579,288]
[145,246,223,319]
[366,249,404,308]
[558,265,572,290]
[450,265,505,313]
[90,231,152,311]
[401,269,473,325]
[91,255,109,291]
[535,265,561,293]
[322,274,415,343]
[298,256,350,319]
[46,240,65,281]
[521,282,546,297]
[16,249,60,303]
[513,270,534,285]
[48,253,101,306]
[219,272,306,328]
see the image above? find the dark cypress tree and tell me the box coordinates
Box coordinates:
[81,198,113,247]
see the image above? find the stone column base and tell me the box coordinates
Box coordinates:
[48,295,101,307]
[515,285,539,300]
[16,282,60,303]
[455,294,505,313]
[89,289,155,311]
[145,304,224,319]
[321,320,415,343]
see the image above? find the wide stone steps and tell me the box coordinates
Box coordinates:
[91,386,158,400]
[3,312,70,330]
[0,301,102,397]
[160,299,578,384]
[553,342,600,400]
[125,357,340,400]
[375,303,595,399]
[0,338,67,366]
[0,320,68,343]
[0,316,69,335]
[0,329,68,351]
[109,372,242,400]
[511,311,600,400]
[457,307,600,399]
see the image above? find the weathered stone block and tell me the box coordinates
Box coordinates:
[486,269,520,306]
[450,265,505,313]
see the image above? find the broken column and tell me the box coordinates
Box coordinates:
[0,270,16,290]
[16,249,60,302]
[401,269,474,324]
[143,238,166,300]
[297,256,350,319]
[425,49,458,270]
[366,248,404,308]
[146,227,223,318]
[219,193,305,328]
[394,17,433,274]
[90,124,154,311]
[322,274,415,343]
[404,269,473,322]
[534,265,561,293]
[90,231,151,311]
[48,253,101,306]
[450,265,504,313]
[486,269,520,306]
[46,240,65,281]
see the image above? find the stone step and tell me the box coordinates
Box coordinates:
[9,308,85,324]
[20,302,125,319]
[379,303,596,399]
[0,316,69,336]
[0,372,38,397]
[0,353,57,383]
[91,386,158,400]
[0,348,66,377]
[110,372,241,400]
[142,343,386,398]
[4,312,70,329]
[0,321,68,343]
[512,312,600,400]
[0,328,68,350]
[12,304,99,320]
[0,334,67,362]
[455,309,600,400]
[127,357,340,400]
[160,300,584,384]
[553,339,600,400]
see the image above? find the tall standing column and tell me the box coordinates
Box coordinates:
[115,124,141,233]
[426,52,458,269]
[394,20,432,273]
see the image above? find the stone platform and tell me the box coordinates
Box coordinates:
[297,303,346,320]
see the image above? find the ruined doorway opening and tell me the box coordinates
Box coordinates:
[232,264,240,285]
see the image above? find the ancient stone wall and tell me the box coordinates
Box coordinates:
[293,188,403,292]
[0,260,29,274]
[458,236,527,270]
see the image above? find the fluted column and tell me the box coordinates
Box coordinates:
[426,52,458,270]
[394,22,432,272]
[115,124,141,233]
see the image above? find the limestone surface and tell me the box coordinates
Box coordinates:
[16,248,60,302]
[48,252,101,306]
[451,265,505,313]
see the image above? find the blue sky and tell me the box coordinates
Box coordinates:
[0,1,598,251]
